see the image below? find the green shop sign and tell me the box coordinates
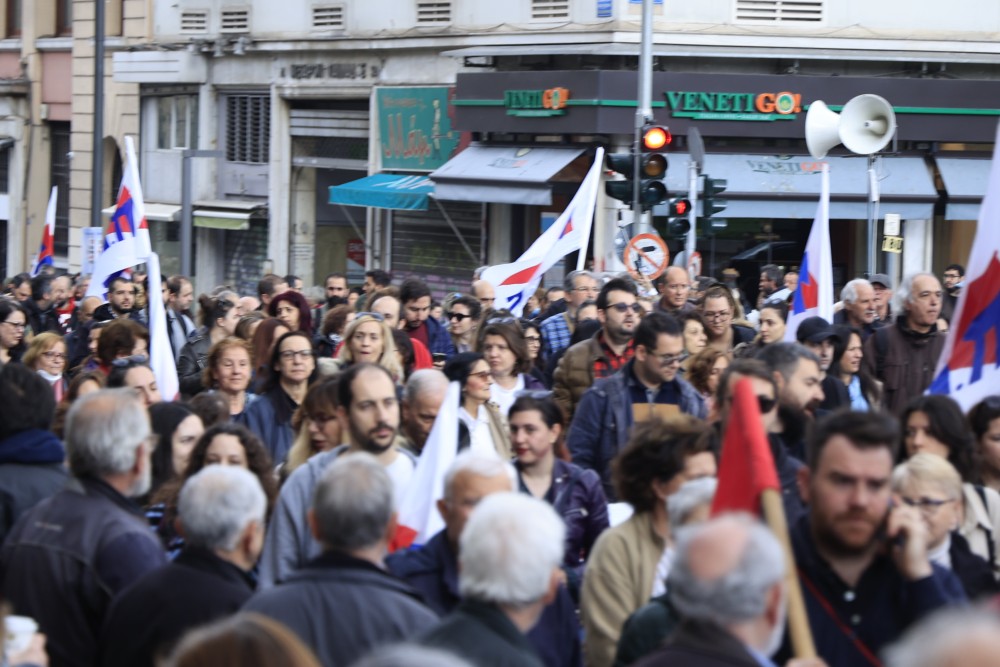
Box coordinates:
[376,87,460,170]
[665,90,803,121]
[503,87,571,117]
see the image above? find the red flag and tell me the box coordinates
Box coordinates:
[711,378,781,516]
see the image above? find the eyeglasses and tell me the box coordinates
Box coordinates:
[111,354,149,368]
[943,273,961,279]
[42,351,67,360]
[606,302,643,314]
[356,312,385,321]
[467,370,493,381]
[654,352,689,366]
[2,320,26,330]
[524,335,541,344]
[900,496,955,514]
[280,349,315,361]
[447,312,472,322]
[703,310,732,321]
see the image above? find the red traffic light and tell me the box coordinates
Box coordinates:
[642,125,671,152]
[669,198,691,216]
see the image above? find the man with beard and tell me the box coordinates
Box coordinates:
[553,277,639,421]
[165,275,196,362]
[863,273,945,416]
[23,274,61,335]
[257,363,416,587]
[401,278,456,358]
[51,274,75,332]
[633,515,806,667]
[0,389,166,667]
[794,317,848,411]
[834,279,881,341]
[312,272,349,335]
[756,343,825,463]
[94,275,146,323]
[785,410,964,666]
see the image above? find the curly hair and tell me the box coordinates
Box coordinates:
[686,348,730,396]
[612,416,714,513]
[901,394,980,484]
[337,314,402,380]
[96,319,149,366]
[267,290,313,334]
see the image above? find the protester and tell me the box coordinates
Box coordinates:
[900,394,1000,575]
[333,312,404,381]
[23,274,60,335]
[540,271,600,358]
[787,410,965,666]
[258,363,416,586]
[268,290,313,335]
[186,391,230,429]
[757,264,783,309]
[0,298,28,363]
[240,331,317,464]
[447,295,482,354]
[568,312,707,500]
[234,310,266,341]
[1,389,167,667]
[891,453,1000,600]
[794,316,847,410]
[510,393,608,599]
[553,278,639,421]
[99,466,267,667]
[479,319,544,416]
[401,278,455,357]
[282,375,342,480]
[685,347,729,414]
[245,453,437,665]
[0,364,68,545]
[22,331,68,400]
[863,272,944,415]
[940,263,964,323]
[163,613,321,667]
[443,352,512,459]
[316,303,354,357]
[249,318,290,391]
[418,492,567,667]
[470,279,496,311]
[257,274,289,311]
[734,298,787,359]
[656,266,695,316]
[148,402,205,499]
[107,357,163,408]
[755,343,824,463]
[165,276,196,362]
[834,278,881,341]
[884,606,1000,667]
[702,286,755,353]
[869,273,893,323]
[94,318,150,375]
[580,417,716,667]
[177,295,241,397]
[400,369,449,456]
[968,396,1000,493]
[825,325,881,411]
[94,276,145,323]
[202,337,258,420]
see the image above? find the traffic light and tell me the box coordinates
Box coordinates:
[654,197,692,238]
[701,175,728,220]
[604,124,672,210]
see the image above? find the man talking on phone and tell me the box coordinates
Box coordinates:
[400,278,455,367]
[785,411,965,667]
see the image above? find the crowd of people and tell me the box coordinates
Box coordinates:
[0,258,995,667]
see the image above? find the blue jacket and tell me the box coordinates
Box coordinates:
[387,530,583,667]
[425,315,456,357]
[567,362,706,501]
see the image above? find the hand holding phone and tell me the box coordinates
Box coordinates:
[886,494,934,581]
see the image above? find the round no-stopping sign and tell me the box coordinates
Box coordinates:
[624,233,670,281]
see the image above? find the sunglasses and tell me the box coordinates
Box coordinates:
[111,354,149,368]
[729,394,777,413]
[447,312,472,322]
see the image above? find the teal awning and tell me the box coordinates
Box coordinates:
[328,174,434,211]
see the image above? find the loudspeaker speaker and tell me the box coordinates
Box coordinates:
[804,95,897,159]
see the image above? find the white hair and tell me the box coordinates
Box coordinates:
[313,452,394,552]
[840,278,872,305]
[884,607,1000,667]
[667,477,718,534]
[404,369,449,404]
[893,272,937,314]
[178,465,267,551]
[66,389,150,477]
[669,513,785,625]
[458,492,565,607]
[443,452,516,500]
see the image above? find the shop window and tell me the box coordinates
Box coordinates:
[532,0,569,20]
[56,0,72,35]
[735,0,822,22]
[157,95,200,150]
[6,0,21,37]
[312,5,344,29]
[50,122,70,262]
[225,94,270,164]
[181,9,209,34]
[416,1,451,24]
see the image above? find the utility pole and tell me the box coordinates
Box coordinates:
[91,0,106,229]
[632,0,654,234]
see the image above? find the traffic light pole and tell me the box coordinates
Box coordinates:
[686,162,698,271]
[632,0,654,235]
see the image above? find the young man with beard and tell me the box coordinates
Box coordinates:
[794,317,849,411]
[553,277,639,421]
[401,278,456,359]
[257,363,416,587]
[756,343,825,463]
[785,410,964,667]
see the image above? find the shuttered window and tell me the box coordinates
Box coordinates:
[225,95,270,164]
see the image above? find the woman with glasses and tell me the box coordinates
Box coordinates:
[282,376,341,482]
[700,285,755,354]
[509,393,608,601]
[331,313,403,382]
[969,397,1000,493]
[22,332,69,400]
[268,290,313,335]
[478,320,545,417]
[520,319,548,388]
[203,337,258,421]
[901,394,1000,577]
[443,352,512,460]
[446,295,481,354]
[892,453,1000,599]
[178,295,242,397]
[239,331,317,464]
[0,299,28,364]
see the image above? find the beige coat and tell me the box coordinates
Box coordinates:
[580,511,666,667]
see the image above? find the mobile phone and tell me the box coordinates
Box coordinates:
[432,353,447,363]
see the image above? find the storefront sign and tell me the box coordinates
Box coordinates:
[665,90,802,121]
[282,62,380,80]
[746,157,827,175]
[376,87,462,170]
[504,87,571,117]
[882,236,904,253]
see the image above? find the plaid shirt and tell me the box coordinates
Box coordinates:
[540,312,574,358]
[591,333,634,380]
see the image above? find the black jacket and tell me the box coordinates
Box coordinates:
[0,476,167,667]
[99,547,255,667]
[420,599,546,667]
[632,618,761,667]
[0,428,69,544]
[23,298,60,335]
[176,332,213,397]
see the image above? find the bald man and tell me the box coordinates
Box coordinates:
[470,280,496,311]
[656,267,695,316]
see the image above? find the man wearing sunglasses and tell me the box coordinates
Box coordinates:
[757,343,826,464]
[553,278,639,422]
[567,312,706,501]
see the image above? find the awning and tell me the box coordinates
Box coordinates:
[328,174,434,211]
[653,153,938,219]
[101,202,182,222]
[430,145,585,206]
[193,209,252,231]
[937,157,989,220]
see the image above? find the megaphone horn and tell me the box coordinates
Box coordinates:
[840,94,896,155]
[805,100,842,160]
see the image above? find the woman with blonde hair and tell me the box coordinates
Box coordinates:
[332,313,403,382]
[22,331,69,400]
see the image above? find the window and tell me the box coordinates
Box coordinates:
[735,0,823,22]
[312,5,344,29]
[220,7,250,32]
[6,0,21,37]
[225,95,270,164]
[56,0,72,35]
[532,0,569,20]
[181,9,209,33]
[416,1,451,24]
[157,95,199,150]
